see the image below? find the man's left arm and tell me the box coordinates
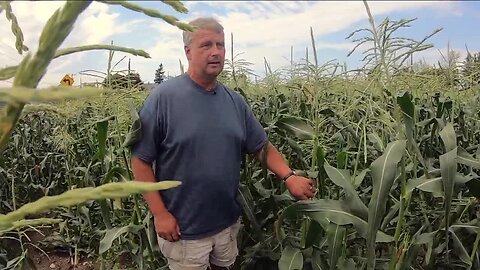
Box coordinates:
[254,142,316,200]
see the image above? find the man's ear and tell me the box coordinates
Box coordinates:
[184,46,191,61]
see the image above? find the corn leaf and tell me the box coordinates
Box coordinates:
[123,101,141,148]
[279,246,303,270]
[275,116,315,140]
[305,219,324,248]
[279,199,393,242]
[440,147,457,260]
[311,248,329,270]
[406,176,443,197]
[450,228,472,267]
[439,124,457,229]
[458,147,480,169]
[366,140,406,267]
[326,222,346,270]
[324,164,368,220]
[397,91,426,168]
[99,224,144,254]
[95,116,113,161]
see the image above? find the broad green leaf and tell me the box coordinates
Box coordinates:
[279,246,303,270]
[367,132,384,152]
[381,200,400,230]
[326,222,346,270]
[413,231,438,245]
[146,214,160,253]
[324,164,368,220]
[406,176,442,196]
[253,181,273,198]
[99,224,143,254]
[458,147,480,169]
[96,116,113,161]
[366,140,406,267]
[406,172,473,197]
[99,199,112,229]
[440,123,456,152]
[238,184,263,238]
[338,258,356,270]
[450,228,472,266]
[440,148,457,229]
[311,247,329,270]
[451,223,480,231]
[275,116,314,140]
[397,91,426,168]
[123,101,141,148]
[397,91,414,118]
[305,219,324,248]
[286,137,305,161]
[439,145,457,262]
[316,144,326,169]
[336,151,348,169]
[354,168,370,187]
[279,200,393,242]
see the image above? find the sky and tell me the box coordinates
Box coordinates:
[1,1,480,88]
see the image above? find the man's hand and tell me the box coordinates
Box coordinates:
[284,175,317,200]
[154,211,181,242]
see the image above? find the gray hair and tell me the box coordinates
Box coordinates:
[183,17,224,46]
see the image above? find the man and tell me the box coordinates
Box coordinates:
[131,17,316,270]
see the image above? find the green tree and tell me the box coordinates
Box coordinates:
[154,64,166,84]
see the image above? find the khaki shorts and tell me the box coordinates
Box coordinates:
[156,219,242,270]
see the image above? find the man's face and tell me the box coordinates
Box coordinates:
[185,29,225,79]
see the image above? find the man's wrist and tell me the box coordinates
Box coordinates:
[152,208,169,218]
[280,170,296,182]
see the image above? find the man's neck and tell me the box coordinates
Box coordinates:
[187,70,217,91]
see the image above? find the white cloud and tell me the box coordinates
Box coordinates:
[1,0,467,87]
[199,1,457,76]
[0,1,143,87]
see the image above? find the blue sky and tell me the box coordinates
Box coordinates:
[1,1,479,87]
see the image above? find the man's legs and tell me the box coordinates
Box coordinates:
[209,219,241,269]
[157,219,241,270]
[157,236,213,270]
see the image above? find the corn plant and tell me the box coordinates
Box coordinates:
[0,1,191,268]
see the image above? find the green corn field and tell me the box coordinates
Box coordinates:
[1,1,480,269]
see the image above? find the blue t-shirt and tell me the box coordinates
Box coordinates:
[132,74,267,240]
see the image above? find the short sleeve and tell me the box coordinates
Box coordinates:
[244,101,268,154]
[131,93,162,163]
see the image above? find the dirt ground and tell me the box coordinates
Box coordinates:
[21,229,98,270]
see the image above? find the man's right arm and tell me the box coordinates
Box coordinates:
[131,156,181,242]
